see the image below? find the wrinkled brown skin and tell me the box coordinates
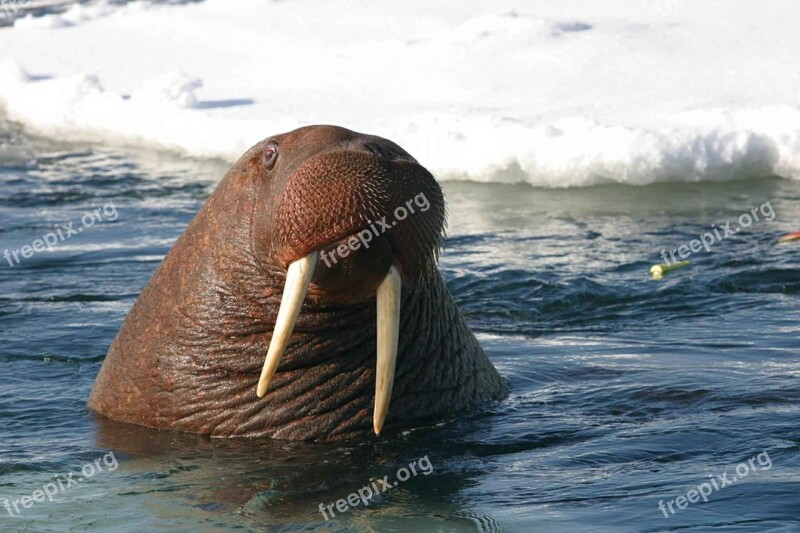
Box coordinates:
[88,125,507,440]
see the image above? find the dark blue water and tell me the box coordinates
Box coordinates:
[1,117,799,532]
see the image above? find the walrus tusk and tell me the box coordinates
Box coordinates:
[257,251,400,436]
[374,264,401,436]
[256,251,318,398]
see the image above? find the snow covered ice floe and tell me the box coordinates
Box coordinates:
[0,0,798,187]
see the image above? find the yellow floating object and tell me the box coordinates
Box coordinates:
[650,261,690,279]
[778,231,800,244]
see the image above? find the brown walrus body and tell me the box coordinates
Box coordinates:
[88,125,506,440]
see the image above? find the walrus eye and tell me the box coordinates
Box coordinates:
[262,142,279,170]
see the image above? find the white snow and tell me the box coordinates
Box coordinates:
[0,0,799,187]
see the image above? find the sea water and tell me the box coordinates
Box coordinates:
[1,116,799,531]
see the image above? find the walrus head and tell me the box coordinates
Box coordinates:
[88,125,507,440]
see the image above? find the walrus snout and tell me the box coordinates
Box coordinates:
[308,233,395,304]
[272,147,445,282]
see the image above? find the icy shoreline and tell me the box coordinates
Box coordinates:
[1,0,799,187]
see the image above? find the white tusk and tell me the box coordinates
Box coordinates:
[374,264,401,435]
[256,251,318,398]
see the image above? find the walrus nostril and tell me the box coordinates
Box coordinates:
[363,141,399,161]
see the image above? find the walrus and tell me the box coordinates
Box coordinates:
[88,125,507,440]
